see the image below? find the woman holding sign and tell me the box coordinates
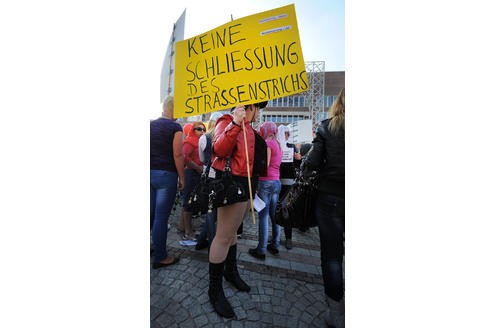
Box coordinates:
[207,101,266,318]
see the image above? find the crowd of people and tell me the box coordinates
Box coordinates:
[150,88,345,327]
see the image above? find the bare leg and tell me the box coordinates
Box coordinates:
[208,201,248,319]
[177,209,185,232]
[209,201,247,263]
[183,211,194,238]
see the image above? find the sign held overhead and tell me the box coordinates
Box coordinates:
[174,4,308,118]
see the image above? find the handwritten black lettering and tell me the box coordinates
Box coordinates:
[248,83,258,100]
[253,47,264,70]
[236,85,249,103]
[243,49,254,71]
[287,42,298,64]
[200,80,208,94]
[275,44,285,66]
[185,98,195,113]
[187,38,198,57]
[290,73,300,91]
[228,23,246,45]
[271,78,281,97]
[204,57,215,79]
[215,56,226,75]
[187,83,198,96]
[199,33,211,53]
[213,92,221,108]
[213,29,226,48]
[186,62,196,82]
[299,70,308,89]
[263,47,274,69]
[210,77,220,93]
[230,50,242,72]
[228,87,238,103]
[193,61,204,80]
[204,94,212,111]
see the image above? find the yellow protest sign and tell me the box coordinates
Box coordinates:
[174,4,308,118]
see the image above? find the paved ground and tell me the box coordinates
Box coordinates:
[151,203,330,328]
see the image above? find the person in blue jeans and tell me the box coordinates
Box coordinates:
[150,96,184,269]
[248,122,283,260]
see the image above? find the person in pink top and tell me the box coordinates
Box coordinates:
[248,122,283,260]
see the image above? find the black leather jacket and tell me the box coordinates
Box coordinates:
[303,118,344,198]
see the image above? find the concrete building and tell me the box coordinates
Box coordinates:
[259,71,345,125]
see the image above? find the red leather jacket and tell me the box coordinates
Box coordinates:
[211,114,255,177]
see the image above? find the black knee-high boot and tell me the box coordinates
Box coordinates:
[224,244,251,292]
[208,261,235,318]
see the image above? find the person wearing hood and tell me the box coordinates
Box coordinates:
[276,125,302,249]
[179,121,206,243]
[195,113,221,250]
[248,122,283,260]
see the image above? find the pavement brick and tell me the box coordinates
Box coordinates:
[246,309,261,321]
[177,319,196,328]
[245,321,260,328]
[260,302,272,312]
[150,306,164,321]
[234,306,248,320]
[189,303,203,318]
[270,296,281,306]
[151,201,341,328]
[174,307,189,323]
[194,314,209,327]
[272,305,286,315]
[206,312,222,324]
[260,311,273,324]
[306,302,323,318]
[300,310,313,324]
[155,311,174,327]
[231,320,244,328]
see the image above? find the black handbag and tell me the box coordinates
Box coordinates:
[274,171,318,230]
[187,158,247,214]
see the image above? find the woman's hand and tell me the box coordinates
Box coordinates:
[178,175,184,191]
[232,104,246,125]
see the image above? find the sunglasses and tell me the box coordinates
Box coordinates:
[194,127,206,132]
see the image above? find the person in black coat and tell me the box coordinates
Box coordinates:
[302,88,345,328]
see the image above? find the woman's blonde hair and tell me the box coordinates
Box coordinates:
[328,88,344,134]
[206,120,217,135]
[162,96,174,115]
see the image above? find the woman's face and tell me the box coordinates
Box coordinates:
[245,104,259,122]
[194,125,206,136]
[285,131,290,141]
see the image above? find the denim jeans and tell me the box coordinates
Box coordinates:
[150,170,178,263]
[256,179,282,253]
[315,192,345,301]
